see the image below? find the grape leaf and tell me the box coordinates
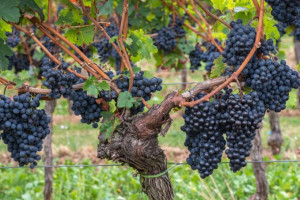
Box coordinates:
[127,29,157,62]
[19,0,45,21]
[0,20,12,40]
[210,56,226,78]
[96,80,110,91]
[99,117,120,140]
[0,0,20,22]
[56,0,83,25]
[0,39,13,70]
[117,91,135,109]
[64,26,94,46]
[83,77,110,97]
[98,0,114,15]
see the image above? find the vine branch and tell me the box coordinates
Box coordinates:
[194,0,231,29]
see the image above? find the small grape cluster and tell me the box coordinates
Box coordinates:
[43,36,60,54]
[181,90,266,178]
[189,44,203,71]
[244,59,300,112]
[189,41,221,72]
[202,41,221,72]
[116,71,163,114]
[168,15,187,38]
[0,93,51,168]
[5,27,21,48]
[41,57,81,99]
[93,24,121,70]
[224,92,265,172]
[69,90,102,128]
[6,53,30,73]
[155,27,177,52]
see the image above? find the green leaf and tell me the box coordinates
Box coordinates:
[177,39,194,54]
[132,67,141,74]
[100,117,120,140]
[64,26,94,46]
[101,111,114,120]
[0,20,12,39]
[83,77,99,97]
[0,0,20,23]
[109,35,119,43]
[0,39,13,70]
[98,0,114,15]
[242,86,252,95]
[86,84,99,97]
[96,81,110,91]
[56,1,83,25]
[127,29,157,62]
[210,56,226,78]
[117,91,135,109]
[109,100,117,113]
[19,0,45,21]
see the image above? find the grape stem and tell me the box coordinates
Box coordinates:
[78,0,134,86]
[11,23,87,80]
[19,33,33,67]
[25,15,110,80]
[194,0,232,29]
[117,0,135,91]
[252,0,260,15]
[190,0,223,52]
[182,0,265,107]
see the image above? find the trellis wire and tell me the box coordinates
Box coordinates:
[0,160,299,169]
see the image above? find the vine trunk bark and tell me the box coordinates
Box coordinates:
[250,124,269,200]
[267,111,283,155]
[44,100,56,200]
[97,92,183,200]
[294,37,300,109]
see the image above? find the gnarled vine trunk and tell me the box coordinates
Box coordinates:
[97,92,182,200]
[267,111,283,155]
[250,124,269,200]
[44,100,57,200]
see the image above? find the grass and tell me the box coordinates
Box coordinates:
[0,159,299,200]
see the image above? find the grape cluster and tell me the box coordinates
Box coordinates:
[244,59,300,112]
[265,0,300,26]
[168,15,186,38]
[41,57,81,99]
[6,53,30,73]
[222,19,275,67]
[93,24,121,70]
[155,27,177,52]
[189,44,203,71]
[202,42,221,72]
[43,36,59,54]
[181,92,227,178]
[266,0,300,40]
[0,93,51,168]
[116,71,163,114]
[181,90,266,177]
[69,90,102,128]
[189,41,221,72]
[224,92,265,172]
[5,27,20,48]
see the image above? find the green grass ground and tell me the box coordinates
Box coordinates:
[0,159,299,200]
